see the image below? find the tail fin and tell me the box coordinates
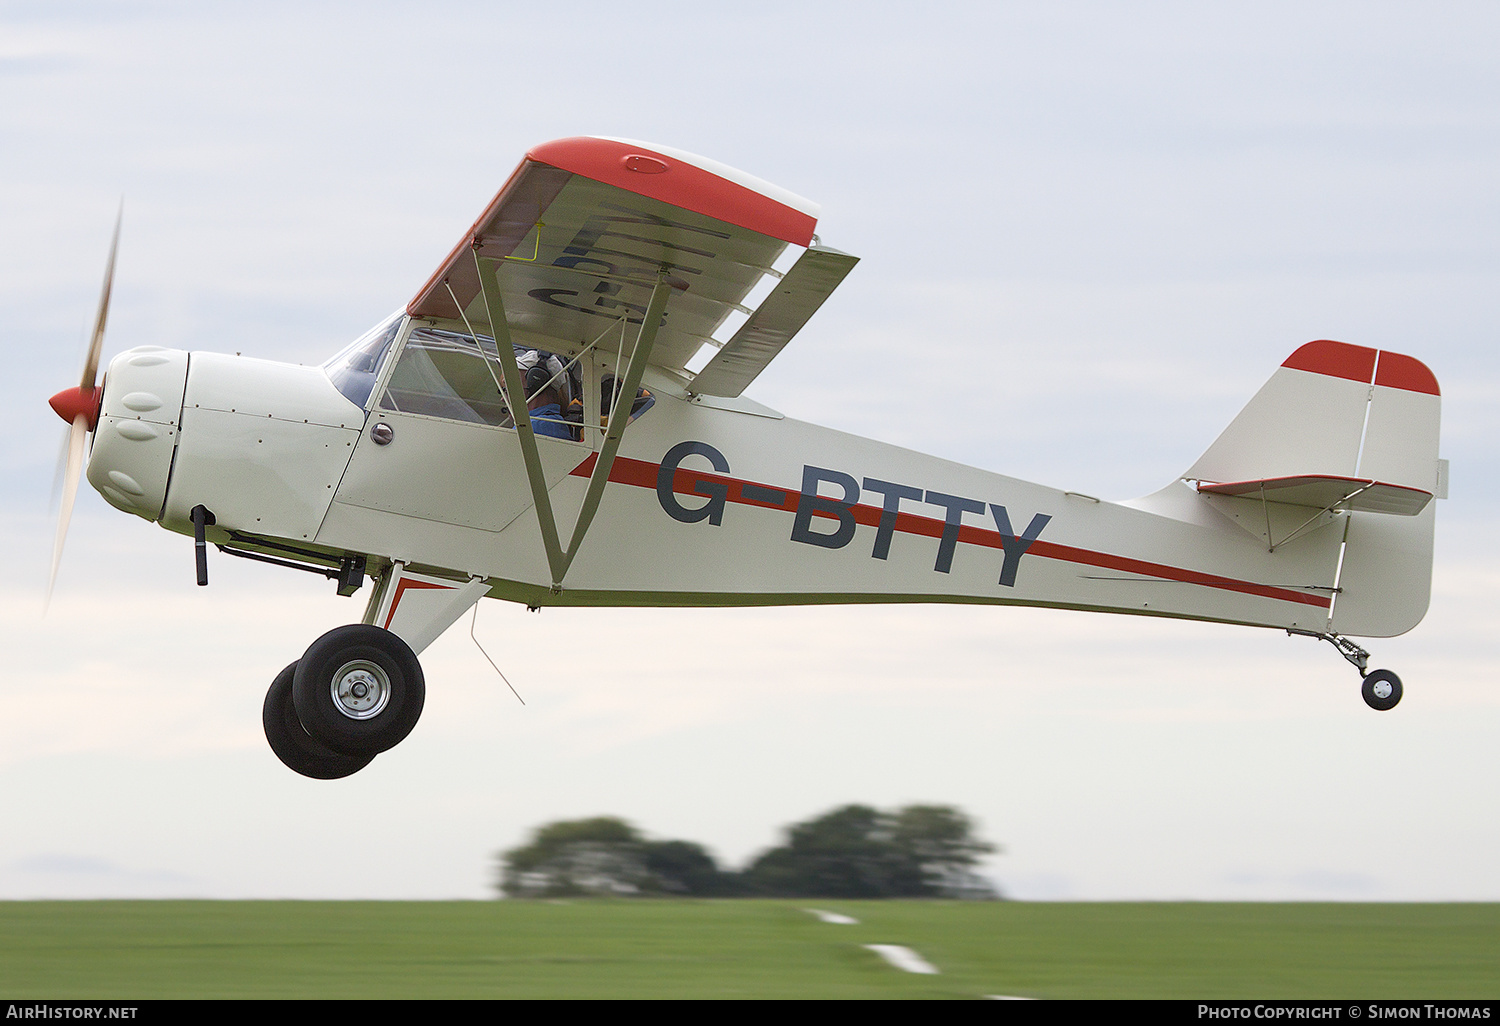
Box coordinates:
[1187,340,1443,638]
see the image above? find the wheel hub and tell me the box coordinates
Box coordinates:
[331,660,391,720]
[1371,679,1393,700]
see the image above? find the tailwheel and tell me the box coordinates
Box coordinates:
[1361,669,1403,712]
[1288,630,1405,711]
[292,625,425,758]
[262,662,374,779]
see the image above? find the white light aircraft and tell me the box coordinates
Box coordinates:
[48,138,1446,778]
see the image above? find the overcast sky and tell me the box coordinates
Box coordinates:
[2,1,1497,900]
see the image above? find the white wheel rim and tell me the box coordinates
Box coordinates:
[1372,680,1393,700]
[331,659,391,720]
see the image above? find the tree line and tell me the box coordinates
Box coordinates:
[497,803,999,899]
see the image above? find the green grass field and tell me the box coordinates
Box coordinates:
[1,900,1495,999]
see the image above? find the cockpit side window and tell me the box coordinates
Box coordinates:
[376,326,655,442]
[379,327,511,425]
[324,312,403,409]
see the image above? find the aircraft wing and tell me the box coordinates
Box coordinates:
[408,137,852,384]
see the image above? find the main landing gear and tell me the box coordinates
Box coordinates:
[1287,629,1403,712]
[262,625,426,779]
[260,564,490,777]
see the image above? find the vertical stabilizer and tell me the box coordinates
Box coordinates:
[1185,340,1442,638]
[1185,340,1375,485]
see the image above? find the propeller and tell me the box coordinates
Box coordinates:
[45,207,121,609]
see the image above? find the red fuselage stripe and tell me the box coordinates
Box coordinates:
[568,454,1331,609]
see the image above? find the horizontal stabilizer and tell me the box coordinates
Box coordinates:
[690,245,859,397]
[1197,475,1432,516]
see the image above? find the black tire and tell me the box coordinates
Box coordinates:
[1361,668,1403,711]
[262,662,374,779]
[292,625,425,757]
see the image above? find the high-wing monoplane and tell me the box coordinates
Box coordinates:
[48,137,1446,777]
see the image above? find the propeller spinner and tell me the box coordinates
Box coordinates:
[46,208,121,608]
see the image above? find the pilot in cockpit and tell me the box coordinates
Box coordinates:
[513,348,657,441]
[517,350,576,440]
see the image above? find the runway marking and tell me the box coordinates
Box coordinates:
[864,944,939,974]
[805,908,859,924]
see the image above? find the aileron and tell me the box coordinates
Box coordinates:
[689,245,859,398]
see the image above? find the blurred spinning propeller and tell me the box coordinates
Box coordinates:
[46,208,120,609]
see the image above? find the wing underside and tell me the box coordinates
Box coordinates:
[407,137,850,388]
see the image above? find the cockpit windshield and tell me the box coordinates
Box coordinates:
[324,311,403,408]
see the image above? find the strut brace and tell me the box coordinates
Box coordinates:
[472,250,673,591]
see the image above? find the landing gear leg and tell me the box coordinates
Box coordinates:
[1287,629,1403,712]
[262,662,374,779]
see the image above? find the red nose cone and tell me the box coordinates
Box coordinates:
[49,385,101,431]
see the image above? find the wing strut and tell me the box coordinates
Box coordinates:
[473,250,672,591]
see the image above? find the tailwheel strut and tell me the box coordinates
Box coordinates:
[1287,629,1402,711]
